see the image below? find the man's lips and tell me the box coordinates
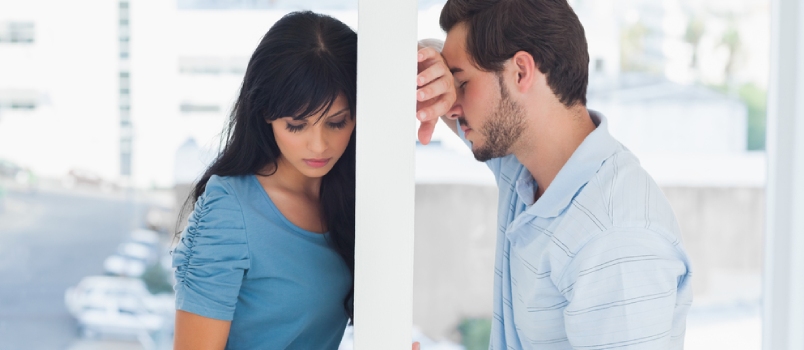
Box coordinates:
[458,117,471,135]
[460,125,472,135]
[303,158,331,168]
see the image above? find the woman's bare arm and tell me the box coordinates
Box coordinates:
[174,310,232,350]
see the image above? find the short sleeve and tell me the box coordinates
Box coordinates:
[172,175,250,321]
[558,229,691,349]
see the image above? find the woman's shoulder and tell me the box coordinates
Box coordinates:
[192,175,256,218]
[204,174,255,198]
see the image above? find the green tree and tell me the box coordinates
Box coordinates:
[141,263,174,294]
[620,21,649,72]
[458,318,492,350]
[684,16,706,70]
[739,83,767,150]
[720,17,742,84]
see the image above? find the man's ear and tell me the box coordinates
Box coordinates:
[511,51,539,94]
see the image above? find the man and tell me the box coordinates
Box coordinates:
[415,0,693,349]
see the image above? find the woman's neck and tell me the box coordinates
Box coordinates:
[262,156,322,200]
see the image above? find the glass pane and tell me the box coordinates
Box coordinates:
[0,1,364,349]
[412,1,768,349]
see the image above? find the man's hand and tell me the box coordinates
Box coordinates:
[412,341,421,350]
[416,44,456,145]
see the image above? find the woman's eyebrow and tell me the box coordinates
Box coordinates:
[325,107,350,119]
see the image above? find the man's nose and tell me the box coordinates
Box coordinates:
[445,103,462,120]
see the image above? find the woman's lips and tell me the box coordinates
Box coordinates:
[303,158,331,168]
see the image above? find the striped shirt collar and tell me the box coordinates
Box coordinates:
[515,110,620,219]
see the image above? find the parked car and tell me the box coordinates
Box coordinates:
[145,206,174,233]
[74,300,166,339]
[62,168,118,192]
[0,159,22,179]
[0,159,37,192]
[130,228,160,247]
[104,238,162,277]
[64,276,174,339]
[118,241,158,265]
[103,254,147,278]
[65,276,174,314]
[65,276,150,316]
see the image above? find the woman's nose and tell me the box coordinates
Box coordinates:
[308,126,328,153]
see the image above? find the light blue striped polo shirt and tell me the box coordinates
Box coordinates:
[457,111,693,349]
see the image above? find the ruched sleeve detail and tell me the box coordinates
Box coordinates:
[172,175,250,321]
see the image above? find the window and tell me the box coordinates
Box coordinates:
[178,56,248,75]
[0,22,35,43]
[10,102,36,110]
[120,151,131,176]
[179,103,220,113]
[119,78,129,89]
[0,89,38,111]
[178,0,284,10]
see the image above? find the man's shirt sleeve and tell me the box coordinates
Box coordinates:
[555,228,692,349]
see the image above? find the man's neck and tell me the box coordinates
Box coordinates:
[513,105,595,200]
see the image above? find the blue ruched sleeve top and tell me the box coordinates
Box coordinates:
[172,174,352,349]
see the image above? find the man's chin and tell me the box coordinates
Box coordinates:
[472,148,494,162]
[472,143,510,162]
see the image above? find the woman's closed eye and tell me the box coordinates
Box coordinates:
[285,121,306,132]
[327,119,348,130]
[285,119,347,132]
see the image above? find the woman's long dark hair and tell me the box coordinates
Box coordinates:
[179,11,356,321]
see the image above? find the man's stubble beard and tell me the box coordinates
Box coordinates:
[472,75,526,162]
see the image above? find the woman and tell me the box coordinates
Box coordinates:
[172,11,356,349]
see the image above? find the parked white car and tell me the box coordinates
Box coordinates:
[103,254,147,277]
[103,240,159,277]
[119,241,158,265]
[65,276,174,339]
[65,276,173,316]
[74,301,165,339]
[130,228,160,247]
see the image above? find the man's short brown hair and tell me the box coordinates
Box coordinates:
[440,0,589,107]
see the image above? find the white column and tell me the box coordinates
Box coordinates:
[763,0,804,348]
[354,0,417,349]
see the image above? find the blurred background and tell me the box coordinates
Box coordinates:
[0,0,769,349]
